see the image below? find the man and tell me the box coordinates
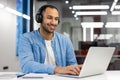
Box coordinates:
[18,5,82,75]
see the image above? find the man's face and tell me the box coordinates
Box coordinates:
[41,7,59,33]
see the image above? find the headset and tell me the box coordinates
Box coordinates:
[35,5,60,24]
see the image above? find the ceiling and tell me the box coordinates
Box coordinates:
[37,0,113,4]
[36,0,120,18]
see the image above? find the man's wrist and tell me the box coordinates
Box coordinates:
[54,66,64,74]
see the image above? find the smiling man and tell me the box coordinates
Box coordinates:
[18,5,82,75]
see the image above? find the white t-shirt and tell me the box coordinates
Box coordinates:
[44,40,56,66]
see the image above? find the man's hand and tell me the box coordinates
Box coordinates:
[54,64,82,75]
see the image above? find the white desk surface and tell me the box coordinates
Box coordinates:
[0,71,120,80]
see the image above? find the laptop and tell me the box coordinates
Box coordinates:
[56,47,115,78]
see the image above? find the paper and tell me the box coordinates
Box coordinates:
[0,73,16,79]
[22,73,48,79]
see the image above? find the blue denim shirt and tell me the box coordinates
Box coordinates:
[18,29,77,74]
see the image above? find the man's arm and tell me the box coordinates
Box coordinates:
[65,37,78,65]
[54,36,82,75]
[18,35,55,74]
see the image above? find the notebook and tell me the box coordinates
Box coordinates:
[56,47,115,78]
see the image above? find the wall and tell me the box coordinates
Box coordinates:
[0,0,20,71]
[62,18,82,50]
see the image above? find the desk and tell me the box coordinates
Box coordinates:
[0,71,120,80]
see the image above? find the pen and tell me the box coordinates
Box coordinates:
[16,73,26,78]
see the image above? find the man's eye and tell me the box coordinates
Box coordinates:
[47,17,52,19]
[47,16,59,21]
[55,18,59,21]
[47,18,51,19]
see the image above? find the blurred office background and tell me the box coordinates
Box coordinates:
[0,0,120,72]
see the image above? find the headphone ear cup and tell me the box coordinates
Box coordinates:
[35,13,42,23]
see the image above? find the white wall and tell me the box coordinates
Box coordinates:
[0,0,20,71]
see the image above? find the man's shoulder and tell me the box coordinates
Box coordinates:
[22,30,38,39]
[54,32,66,38]
[54,32,70,40]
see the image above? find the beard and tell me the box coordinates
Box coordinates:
[41,22,57,34]
[42,25,54,34]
